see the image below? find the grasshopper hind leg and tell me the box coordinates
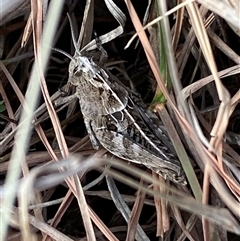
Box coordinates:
[84,117,100,150]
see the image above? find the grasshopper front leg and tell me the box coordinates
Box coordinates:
[54,92,78,106]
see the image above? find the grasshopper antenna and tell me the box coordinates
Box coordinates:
[67,13,82,56]
[52,47,74,60]
[51,13,81,60]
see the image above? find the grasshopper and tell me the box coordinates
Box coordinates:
[54,15,186,185]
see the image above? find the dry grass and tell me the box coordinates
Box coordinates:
[1,0,240,240]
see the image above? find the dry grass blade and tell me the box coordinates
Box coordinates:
[197,0,240,30]
[124,0,203,200]
[170,205,196,241]
[74,175,96,241]
[34,1,96,239]
[1,1,64,240]
[126,179,146,241]
[106,175,150,241]
[202,163,211,241]
[124,0,178,108]
[181,65,240,100]
[0,0,30,26]
[100,160,240,234]
[11,209,75,241]
[16,157,80,239]
[81,0,126,52]
[125,0,195,49]
[172,0,185,51]
[186,2,231,154]
[0,78,16,131]
[154,0,203,201]
[207,28,240,64]
[152,174,169,237]
[88,207,120,241]
[77,0,94,49]
[0,61,25,105]
[42,190,74,241]
[21,11,32,47]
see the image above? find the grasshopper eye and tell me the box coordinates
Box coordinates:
[73,66,82,76]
